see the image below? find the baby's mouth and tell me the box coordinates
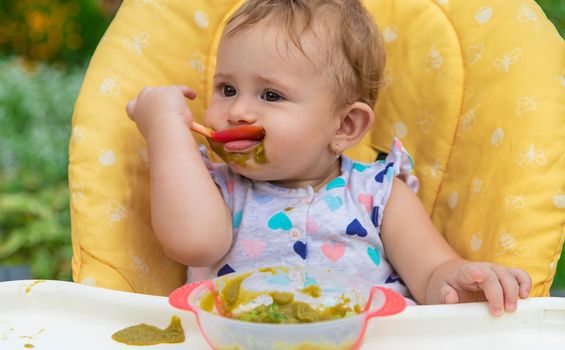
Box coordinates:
[223,140,261,153]
[206,125,268,164]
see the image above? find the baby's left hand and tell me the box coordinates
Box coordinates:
[440,262,531,316]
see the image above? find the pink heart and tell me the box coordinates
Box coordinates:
[321,243,345,262]
[241,239,265,258]
[357,193,373,214]
[306,218,318,234]
[227,180,235,193]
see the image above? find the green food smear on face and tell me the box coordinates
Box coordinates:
[206,272,359,324]
[208,140,268,165]
[253,143,267,164]
[111,315,185,345]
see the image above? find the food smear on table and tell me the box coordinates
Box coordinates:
[111,315,185,345]
[202,271,362,324]
[24,280,45,294]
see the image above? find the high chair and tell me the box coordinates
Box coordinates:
[69,0,565,297]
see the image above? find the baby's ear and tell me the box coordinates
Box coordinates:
[333,102,374,152]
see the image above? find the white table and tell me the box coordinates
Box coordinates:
[1,280,564,349]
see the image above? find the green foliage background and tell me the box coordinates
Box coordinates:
[0,0,563,290]
[0,0,110,66]
[0,61,84,280]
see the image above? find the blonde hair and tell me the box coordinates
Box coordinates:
[225,0,386,109]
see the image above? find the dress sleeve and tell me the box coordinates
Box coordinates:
[369,138,419,228]
[384,138,419,194]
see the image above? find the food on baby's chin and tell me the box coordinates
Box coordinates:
[209,140,268,165]
[111,315,185,345]
[202,272,361,324]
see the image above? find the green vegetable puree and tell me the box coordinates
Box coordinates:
[202,273,360,324]
[111,315,185,345]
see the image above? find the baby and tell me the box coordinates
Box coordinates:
[126,0,531,316]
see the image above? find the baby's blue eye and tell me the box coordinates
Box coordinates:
[261,90,282,102]
[222,85,236,97]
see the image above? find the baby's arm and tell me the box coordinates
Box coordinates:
[126,86,232,267]
[381,178,531,315]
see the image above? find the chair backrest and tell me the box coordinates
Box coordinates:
[69,0,565,296]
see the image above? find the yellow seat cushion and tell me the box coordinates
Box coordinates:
[69,0,565,296]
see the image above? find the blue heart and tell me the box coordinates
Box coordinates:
[326,177,346,190]
[266,274,291,286]
[352,163,369,172]
[375,163,394,183]
[386,275,403,284]
[323,195,343,212]
[252,192,273,204]
[367,247,380,266]
[346,219,368,237]
[268,212,292,231]
[232,210,243,229]
[293,241,307,260]
[217,264,235,277]
[371,206,379,227]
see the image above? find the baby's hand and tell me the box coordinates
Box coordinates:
[440,262,531,316]
[126,85,197,139]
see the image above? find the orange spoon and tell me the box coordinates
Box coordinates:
[191,122,265,143]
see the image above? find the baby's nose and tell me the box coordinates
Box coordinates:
[227,99,257,125]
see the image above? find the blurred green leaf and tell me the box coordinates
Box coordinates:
[0,59,78,281]
[0,0,114,66]
[536,0,565,38]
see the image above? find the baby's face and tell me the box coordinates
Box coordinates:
[206,21,342,186]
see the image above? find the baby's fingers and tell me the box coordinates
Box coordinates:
[470,267,504,316]
[126,98,137,120]
[166,85,197,100]
[177,85,197,100]
[440,284,460,305]
[494,267,520,313]
[511,268,532,299]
